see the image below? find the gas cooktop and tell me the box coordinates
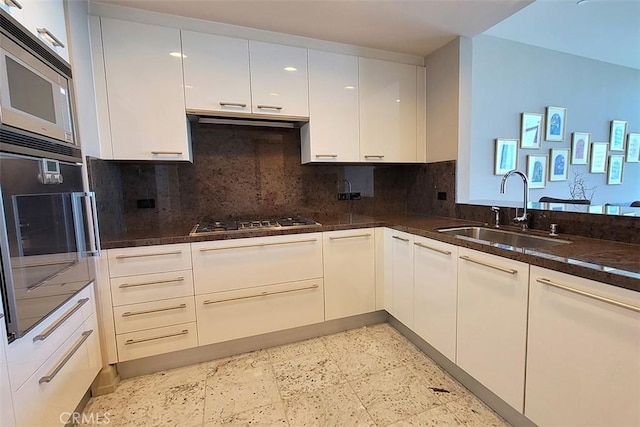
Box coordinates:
[190,216,321,235]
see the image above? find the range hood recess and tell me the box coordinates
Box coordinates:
[188,112,308,129]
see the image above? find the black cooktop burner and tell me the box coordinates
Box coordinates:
[190,216,321,235]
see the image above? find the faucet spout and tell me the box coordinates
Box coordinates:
[499,170,529,230]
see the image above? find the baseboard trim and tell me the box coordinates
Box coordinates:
[388,316,536,427]
[117,310,388,379]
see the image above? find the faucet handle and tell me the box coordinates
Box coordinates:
[491,206,500,212]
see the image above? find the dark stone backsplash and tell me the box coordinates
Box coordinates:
[88,124,638,244]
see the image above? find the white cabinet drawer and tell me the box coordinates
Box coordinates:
[110,270,194,306]
[7,284,95,392]
[116,322,198,362]
[108,244,192,278]
[192,233,322,294]
[113,297,196,334]
[196,278,324,346]
[13,314,100,427]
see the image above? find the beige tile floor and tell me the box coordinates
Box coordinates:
[81,323,510,427]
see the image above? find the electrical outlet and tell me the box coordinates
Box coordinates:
[349,192,361,200]
[137,198,156,209]
[337,193,349,201]
[437,192,447,201]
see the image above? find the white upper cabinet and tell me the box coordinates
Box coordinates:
[359,57,421,163]
[9,0,69,61]
[249,41,309,117]
[301,50,360,163]
[181,31,252,115]
[99,18,191,161]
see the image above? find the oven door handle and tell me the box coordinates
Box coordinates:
[71,192,101,257]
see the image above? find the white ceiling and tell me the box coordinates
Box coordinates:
[484,0,640,70]
[92,0,531,57]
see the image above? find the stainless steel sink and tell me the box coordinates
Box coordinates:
[438,226,571,249]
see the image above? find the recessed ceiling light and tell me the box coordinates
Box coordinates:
[169,52,186,58]
[283,66,298,72]
[344,85,355,90]
[269,93,280,96]
[396,99,401,103]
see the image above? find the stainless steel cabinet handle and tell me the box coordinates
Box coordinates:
[329,233,372,241]
[37,28,65,47]
[219,102,247,108]
[203,284,319,305]
[33,298,89,342]
[364,155,385,159]
[315,154,338,158]
[119,277,185,289]
[5,0,22,9]
[115,250,182,260]
[392,235,409,242]
[200,238,317,252]
[414,242,452,256]
[537,278,640,313]
[256,105,283,110]
[122,303,187,317]
[459,255,517,275]
[125,329,189,345]
[151,151,183,155]
[39,330,93,384]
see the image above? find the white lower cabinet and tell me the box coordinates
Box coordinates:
[323,229,375,320]
[115,322,198,363]
[525,266,640,427]
[196,279,324,346]
[13,313,101,427]
[456,248,529,412]
[387,229,414,328]
[413,236,458,362]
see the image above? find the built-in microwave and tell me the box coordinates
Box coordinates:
[0,9,79,162]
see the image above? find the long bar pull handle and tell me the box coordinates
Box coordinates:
[122,303,187,317]
[33,298,89,342]
[536,278,640,313]
[119,277,185,289]
[219,102,247,108]
[151,151,183,155]
[115,251,182,260]
[86,192,101,255]
[39,330,93,384]
[256,105,283,110]
[37,28,65,47]
[125,329,189,345]
[315,154,338,158]
[414,242,452,256]
[459,255,517,275]
[5,0,22,9]
[364,155,385,159]
[203,284,319,305]
[200,238,317,252]
[392,236,409,242]
[329,233,372,241]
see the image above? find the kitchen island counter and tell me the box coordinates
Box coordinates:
[100,213,640,293]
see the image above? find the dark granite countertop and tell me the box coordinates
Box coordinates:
[101,213,640,293]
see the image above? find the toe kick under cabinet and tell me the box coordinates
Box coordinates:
[106,244,198,362]
[192,233,324,345]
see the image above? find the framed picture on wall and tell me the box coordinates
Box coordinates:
[607,155,624,185]
[549,148,569,181]
[527,155,548,189]
[590,142,608,173]
[494,138,518,175]
[520,113,543,149]
[626,133,640,163]
[570,132,590,164]
[609,120,627,152]
[545,106,566,142]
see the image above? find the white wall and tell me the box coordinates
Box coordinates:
[458,35,640,206]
